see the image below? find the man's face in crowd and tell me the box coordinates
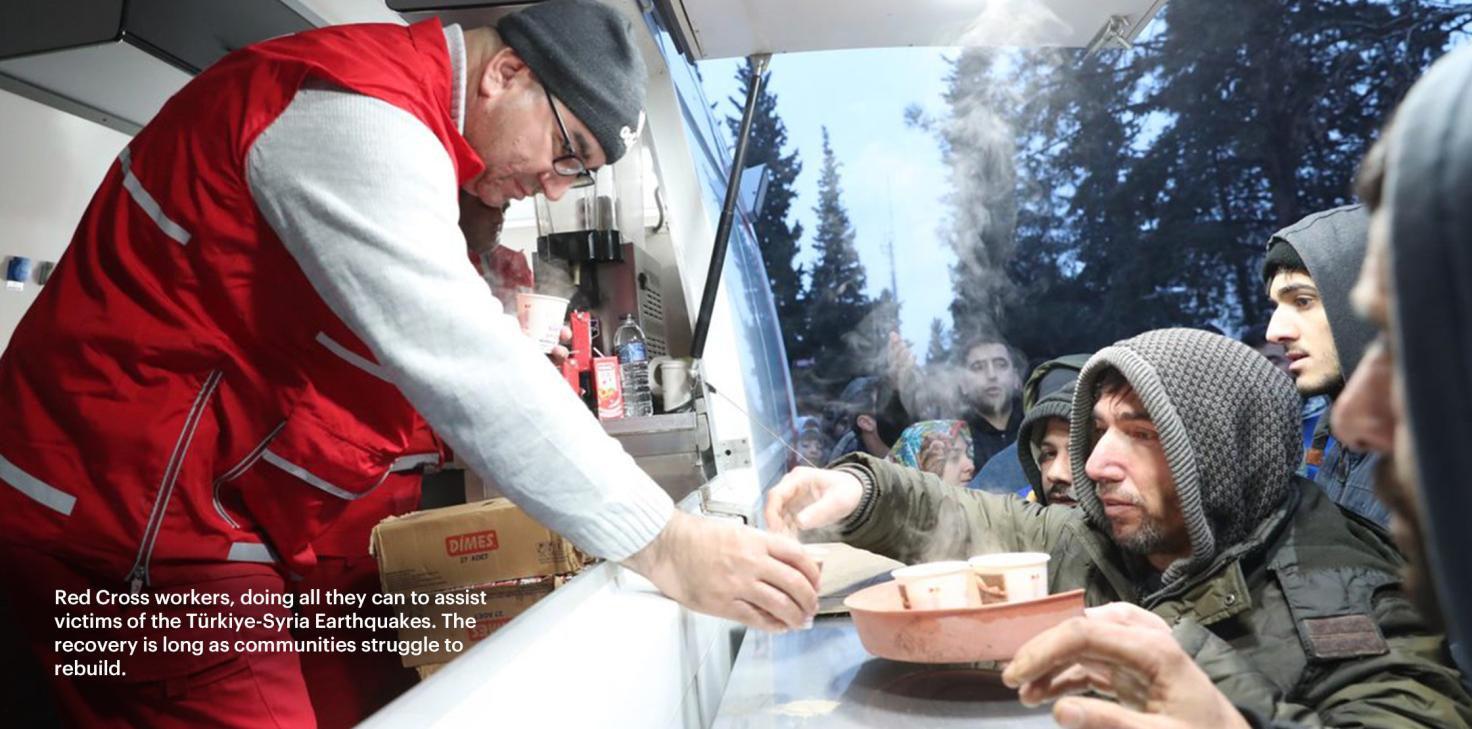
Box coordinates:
[822,403,852,442]
[1266,270,1343,396]
[1332,209,1445,629]
[1086,383,1190,563]
[1036,418,1077,507]
[463,48,606,208]
[962,343,1021,416]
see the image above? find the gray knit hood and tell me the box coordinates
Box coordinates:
[1069,329,1303,585]
[1263,205,1375,379]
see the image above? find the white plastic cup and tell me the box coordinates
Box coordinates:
[650,357,694,411]
[891,561,979,610]
[968,552,1051,604]
[515,293,570,354]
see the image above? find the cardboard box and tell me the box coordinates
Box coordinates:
[371,498,583,593]
[397,575,565,667]
[371,499,584,668]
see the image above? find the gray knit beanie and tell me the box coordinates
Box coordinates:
[498,0,647,164]
[1069,328,1302,585]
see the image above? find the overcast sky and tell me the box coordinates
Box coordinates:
[699,48,959,353]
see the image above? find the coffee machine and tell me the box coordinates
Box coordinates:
[532,142,687,379]
[525,142,711,502]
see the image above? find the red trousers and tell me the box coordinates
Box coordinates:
[292,472,422,729]
[291,556,416,729]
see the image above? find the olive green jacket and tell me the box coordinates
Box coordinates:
[837,453,1472,727]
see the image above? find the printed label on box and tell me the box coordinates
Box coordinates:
[445,530,499,557]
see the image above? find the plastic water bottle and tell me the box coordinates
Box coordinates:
[614,314,654,418]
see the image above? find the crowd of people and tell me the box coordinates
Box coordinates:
[798,196,1394,527]
[771,43,1472,728]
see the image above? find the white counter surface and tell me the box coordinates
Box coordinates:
[362,477,761,729]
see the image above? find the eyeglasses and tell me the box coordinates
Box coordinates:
[544,86,595,189]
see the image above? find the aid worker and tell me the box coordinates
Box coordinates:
[0,1,817,725]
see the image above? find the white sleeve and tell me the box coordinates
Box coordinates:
[244,85,672,561]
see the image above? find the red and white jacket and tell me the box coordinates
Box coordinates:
[0,20,672,590]
[0,21,474,586]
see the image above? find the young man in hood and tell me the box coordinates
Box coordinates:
[766,327,1470,727]
[1013,354,1090,507]
[1262,206,1389,525]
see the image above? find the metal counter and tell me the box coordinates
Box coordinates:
[713,616,1059,728]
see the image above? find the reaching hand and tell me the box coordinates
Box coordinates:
[1001,602,1250,729]
[918,434,950,475]
[762,467,866,537]
[918,433,973,486]
[621,511,820,632]
[547,325,574,367]
[887,331,919,384]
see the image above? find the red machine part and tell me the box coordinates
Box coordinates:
[561,310,594,396]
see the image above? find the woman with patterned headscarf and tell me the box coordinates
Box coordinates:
[887,420,975,486]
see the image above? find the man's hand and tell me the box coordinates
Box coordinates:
[547,325,573,367]
[887,331,918,385]
[918,434,950,475]
[1001,602,1250,729]
[762,467,866,537]
[621,511,820,632]
[918,433,971,486]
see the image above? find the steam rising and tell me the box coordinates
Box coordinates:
[533,256,579,301]
[955,0,1073,48]
[936,52,1020,343]
[791,4,1078,567]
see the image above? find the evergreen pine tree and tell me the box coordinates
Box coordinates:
[726,59,807,362]
[925,317,951,364]
[806,128,873,394]
[926,2,1472,359]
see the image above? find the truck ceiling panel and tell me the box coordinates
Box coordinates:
[671,0,1167,59]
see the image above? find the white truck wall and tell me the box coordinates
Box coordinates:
[0,90,128,350]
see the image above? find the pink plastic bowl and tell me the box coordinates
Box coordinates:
[844,583,1086,663]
